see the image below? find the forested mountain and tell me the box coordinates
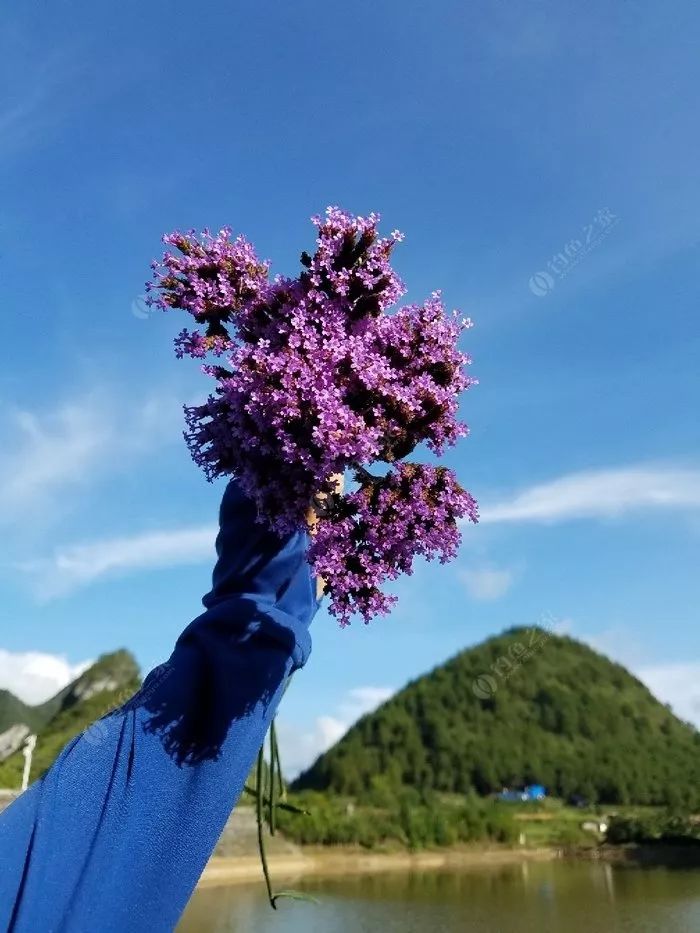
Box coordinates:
[0,675,90,735]
[0,650,141,788]
[294,628,700,809]
[0,691,45,735]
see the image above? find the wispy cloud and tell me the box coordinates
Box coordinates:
[0,41,87,161]
[0,404,112,522]
[277,685,395,778]
[0,648,93,705]
[18,524,216,600]
[458,565,515,600]
[476,464,700,525]
[0,389,182,528]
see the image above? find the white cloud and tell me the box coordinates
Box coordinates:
[0,649,92,705]
[0,389,182,527]
[0,404,111,521]
[476,464,700,525]
[18,524,217,600]
[458,565,514,601]
[571,623,700,730]
[549,616,574,636]
[277,685,395,779]
[341,687,395,714]
[636,662,700,729]
[582,625,649,670]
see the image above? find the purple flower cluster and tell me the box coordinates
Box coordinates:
[147,207,478,625]
[309,463,478,625]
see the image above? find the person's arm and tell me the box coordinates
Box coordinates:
[0,479,321,933]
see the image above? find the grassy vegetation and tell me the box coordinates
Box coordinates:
[275,787,520,851]
[272,786,697,852]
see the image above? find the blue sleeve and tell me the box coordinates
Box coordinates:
[0,479,321,932]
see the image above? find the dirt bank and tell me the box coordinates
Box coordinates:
[198,845,560,888]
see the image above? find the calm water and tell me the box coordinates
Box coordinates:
[179,861,700,933]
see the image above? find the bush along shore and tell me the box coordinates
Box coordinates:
[198,796,700,890]
[275,788,518,850]
[270,790,700,859]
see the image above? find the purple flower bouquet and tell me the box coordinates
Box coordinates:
[147,207,478,625]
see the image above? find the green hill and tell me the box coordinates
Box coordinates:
[294,628,700,809]
[0,690,46,735]
[0,650,141,789]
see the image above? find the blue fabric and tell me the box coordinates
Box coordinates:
[0,479,320,932]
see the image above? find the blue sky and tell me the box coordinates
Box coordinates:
[1,2,699,775]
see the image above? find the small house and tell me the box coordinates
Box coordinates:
[498,784,547,802]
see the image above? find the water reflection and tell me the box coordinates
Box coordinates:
[179,861,700,933]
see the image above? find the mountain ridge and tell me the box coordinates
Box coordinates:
[0,650,141,786]
[294,627,700,808]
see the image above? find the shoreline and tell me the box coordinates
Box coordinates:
[198,845,560,888]
[198,843,700,889]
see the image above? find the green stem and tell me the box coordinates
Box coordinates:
[272,721,286,802]
[268,722,277,835]
[256,745,277,910]
[251,679,319,909]
[242,785,309,815]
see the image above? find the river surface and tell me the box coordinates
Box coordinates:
[179,860,700,932]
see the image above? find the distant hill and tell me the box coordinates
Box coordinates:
[0,673,94,735]
[294,628,700,809]
[0,690,46,735]
[0,650,141,788]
